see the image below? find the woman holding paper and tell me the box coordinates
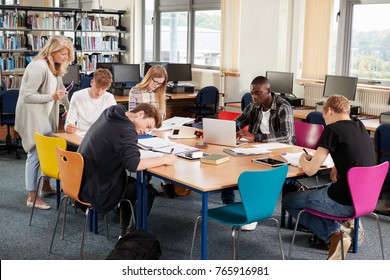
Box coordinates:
[282,95,375,260]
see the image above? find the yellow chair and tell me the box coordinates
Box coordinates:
[29,132,66,226]
[50,146,109,259]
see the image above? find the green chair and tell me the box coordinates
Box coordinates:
[190,165,288,259]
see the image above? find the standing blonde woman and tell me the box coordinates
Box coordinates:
[15,35,74,210]
[128,65,168,118]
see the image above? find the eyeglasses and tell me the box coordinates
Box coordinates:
[152,78,164,87]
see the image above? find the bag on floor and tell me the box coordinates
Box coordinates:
[106,230,162,260]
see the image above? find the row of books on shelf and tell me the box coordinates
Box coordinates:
[2,75,22,89]
[77,53,119,71]
[77,35,118,51]
[0,53,29,70]
[26,34,52,51]
[0,12,27,29]
[0,34,27,50]
[27,14,75,30]
[78,16,118,31]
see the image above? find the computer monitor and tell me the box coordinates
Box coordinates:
[96,62,122,75]
[112,64,141,84]
[144,61,168,76]
[323,75,358,101]
[63,64,80,86]
[167,63,192,85]
[266,71,294,96]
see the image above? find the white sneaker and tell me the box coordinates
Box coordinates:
[241,222,258,231]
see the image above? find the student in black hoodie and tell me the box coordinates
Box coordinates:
[78,103,176,237]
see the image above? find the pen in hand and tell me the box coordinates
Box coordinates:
[170,148,174,154]
[303,148,310,155]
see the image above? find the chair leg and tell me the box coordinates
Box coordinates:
[49,195,68,253]
[339,229,345,260]
[61,197,70,240]
[80,208,90,259]
[189,215,201,260]
[28,176,44,226]
[232,226,241,260]
[268,217,285,260]
[288,209,305,260]
[371,213,385,260]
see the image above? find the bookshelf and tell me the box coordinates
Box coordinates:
[0,5,127,86]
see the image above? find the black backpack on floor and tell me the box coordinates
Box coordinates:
[106,230,162,260]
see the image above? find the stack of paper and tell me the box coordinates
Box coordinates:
[154,116,195,131]
[227,147,270,155]
[252,143,292,149]
[138,137,198,154]
[281,152,334,168]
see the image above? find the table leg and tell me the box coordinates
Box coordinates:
[136,171,142,230]
[142,171,149,231]
[201,192,209,260]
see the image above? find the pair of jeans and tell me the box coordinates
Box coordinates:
[282,183,355,244]
[221,189,235,204]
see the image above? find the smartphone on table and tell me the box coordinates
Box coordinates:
[252,157,289,167]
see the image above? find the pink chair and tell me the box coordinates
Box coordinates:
[288,161,389,260]
[294,120,324,149]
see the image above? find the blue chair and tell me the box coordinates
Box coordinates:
[241,92,252,111]
[306,111,326,126]
[190,165,288,260]
[80,76,93,89]
[374,124,390,187]
[0,89,22,159]
[183,86,219,122]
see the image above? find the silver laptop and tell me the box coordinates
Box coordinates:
[202,118,247,147]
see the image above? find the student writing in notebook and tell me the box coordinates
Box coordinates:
[221,76,295,231]
[78,103,176,238]
[282,95,375,260]
[64,68,117,134]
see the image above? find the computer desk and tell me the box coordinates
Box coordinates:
[140,131,323,259]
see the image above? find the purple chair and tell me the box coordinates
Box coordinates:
[294,120,324,150]
[288,161,389,260]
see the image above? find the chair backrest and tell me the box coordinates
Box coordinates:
[0,89,19,114]
[195,86,219,109]
[241,92,252,111]
[306,111,326,126]
[34,132,67,180]
[238,165,288,222]
[294,120,324,149]
[218,111,240,120]
[348,161,389,217]
[56,146,90,206]
[374,124,390,183]
[80,76,93,89]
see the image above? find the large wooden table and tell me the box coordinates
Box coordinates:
[53,130,316,259]
[140,132,319,259]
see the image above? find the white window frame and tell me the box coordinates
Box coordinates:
[142,0,221,69]
[336,0,390,86]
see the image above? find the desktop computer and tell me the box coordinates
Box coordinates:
[380,111,390,124]
[279,95,304,107]
[166,83,195,93]
[316,101,361,116]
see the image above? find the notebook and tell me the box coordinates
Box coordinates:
[202,118,248,147]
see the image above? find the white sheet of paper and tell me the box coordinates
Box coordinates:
[281,152,334,168]
[252,143,292,149]
[139,150,164,159]
[229,147,270,155]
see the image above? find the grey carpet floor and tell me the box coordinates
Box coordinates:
[1,149,390,260]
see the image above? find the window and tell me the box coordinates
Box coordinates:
[142,0,221,69]
[334,0,390,86]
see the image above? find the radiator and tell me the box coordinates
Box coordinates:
[304,83,390,116]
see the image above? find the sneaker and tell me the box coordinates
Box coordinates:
[241,222,258,231]
[26,198,51,210]
[327,232,351,260]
